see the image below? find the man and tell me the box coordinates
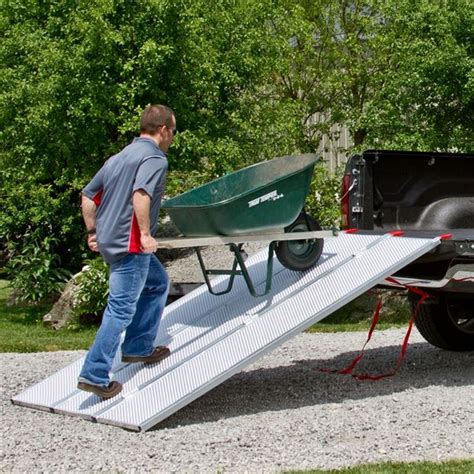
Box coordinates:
[77,104,176,399]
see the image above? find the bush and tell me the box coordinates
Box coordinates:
[5,237,71,304]
[74,258,109,318]
[0,173,86,302]
[305,164,344,229]
[0,0,299,301]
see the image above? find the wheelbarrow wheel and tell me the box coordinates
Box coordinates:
[275,213,324,271]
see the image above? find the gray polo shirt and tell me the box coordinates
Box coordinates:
[82,137,168,263]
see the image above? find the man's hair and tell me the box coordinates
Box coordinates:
[140,104,175,134]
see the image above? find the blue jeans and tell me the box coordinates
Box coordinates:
[78,253,169,387]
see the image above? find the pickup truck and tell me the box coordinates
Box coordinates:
[340,150,474,351]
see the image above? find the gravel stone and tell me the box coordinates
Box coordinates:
[1,328,473,472]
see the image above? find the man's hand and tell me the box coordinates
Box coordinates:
[140,234,158,253]
[87,233,99,252]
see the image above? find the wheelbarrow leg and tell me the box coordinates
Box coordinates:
[195,247,240,296]
[195,243,277,297]
[228,243,276,297]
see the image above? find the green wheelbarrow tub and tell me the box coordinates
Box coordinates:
[163,154,320,237]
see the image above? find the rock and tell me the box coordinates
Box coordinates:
[42,269,86,329]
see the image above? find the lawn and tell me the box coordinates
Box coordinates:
[307,289,412,333]
[0,280,96,352]
[289,459,474,473]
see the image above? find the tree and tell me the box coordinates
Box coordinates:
[272,0,473,151]
[1,0,471,301]
[0,0,300,299]
[374,0,474,151]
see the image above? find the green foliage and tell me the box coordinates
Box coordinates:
[166,169,210,199]
[5,237,71,303]
[276,0,473,151]
[1,0,472,303]
[0,167,86,304]
[74,258,109,317]
[0,0,300,300]
[376,0,474,151]
[305,164,344,229]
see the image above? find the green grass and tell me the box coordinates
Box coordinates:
[307,290,411,333]
[0,280,95,352]
[286,459,474,473]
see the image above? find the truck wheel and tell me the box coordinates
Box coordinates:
[275,213,324,271]
[409,293,474,351]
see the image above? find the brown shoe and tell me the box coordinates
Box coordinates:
[122,346,171,364]
[77,381,123,399]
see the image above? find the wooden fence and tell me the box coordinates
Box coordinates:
[309,113,354,172]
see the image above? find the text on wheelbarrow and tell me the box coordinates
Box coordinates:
[248,190,284,208]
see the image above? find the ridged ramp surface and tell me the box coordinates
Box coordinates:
[12,233,441,431]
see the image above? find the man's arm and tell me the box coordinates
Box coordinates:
[132,189,158,253]
[81,194,99,252]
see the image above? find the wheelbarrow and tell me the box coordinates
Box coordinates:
[159,154,336,297]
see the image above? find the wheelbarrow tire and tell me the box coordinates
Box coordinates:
[275,213,324,271]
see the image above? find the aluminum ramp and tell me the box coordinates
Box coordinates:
[12,233,441,431]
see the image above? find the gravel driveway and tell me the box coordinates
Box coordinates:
[1,328,473,472]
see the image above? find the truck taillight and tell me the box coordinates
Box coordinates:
[340,173,351,229]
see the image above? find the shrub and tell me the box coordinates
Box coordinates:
[305,164,344,229]
[5,236,71,304]
[74,258,109,318]
[0,172,87,301]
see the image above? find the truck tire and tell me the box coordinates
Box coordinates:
[409,293,474,351]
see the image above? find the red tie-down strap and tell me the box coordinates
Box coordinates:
[318,277,430,381]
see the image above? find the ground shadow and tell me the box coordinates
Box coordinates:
[152,341,473,430]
